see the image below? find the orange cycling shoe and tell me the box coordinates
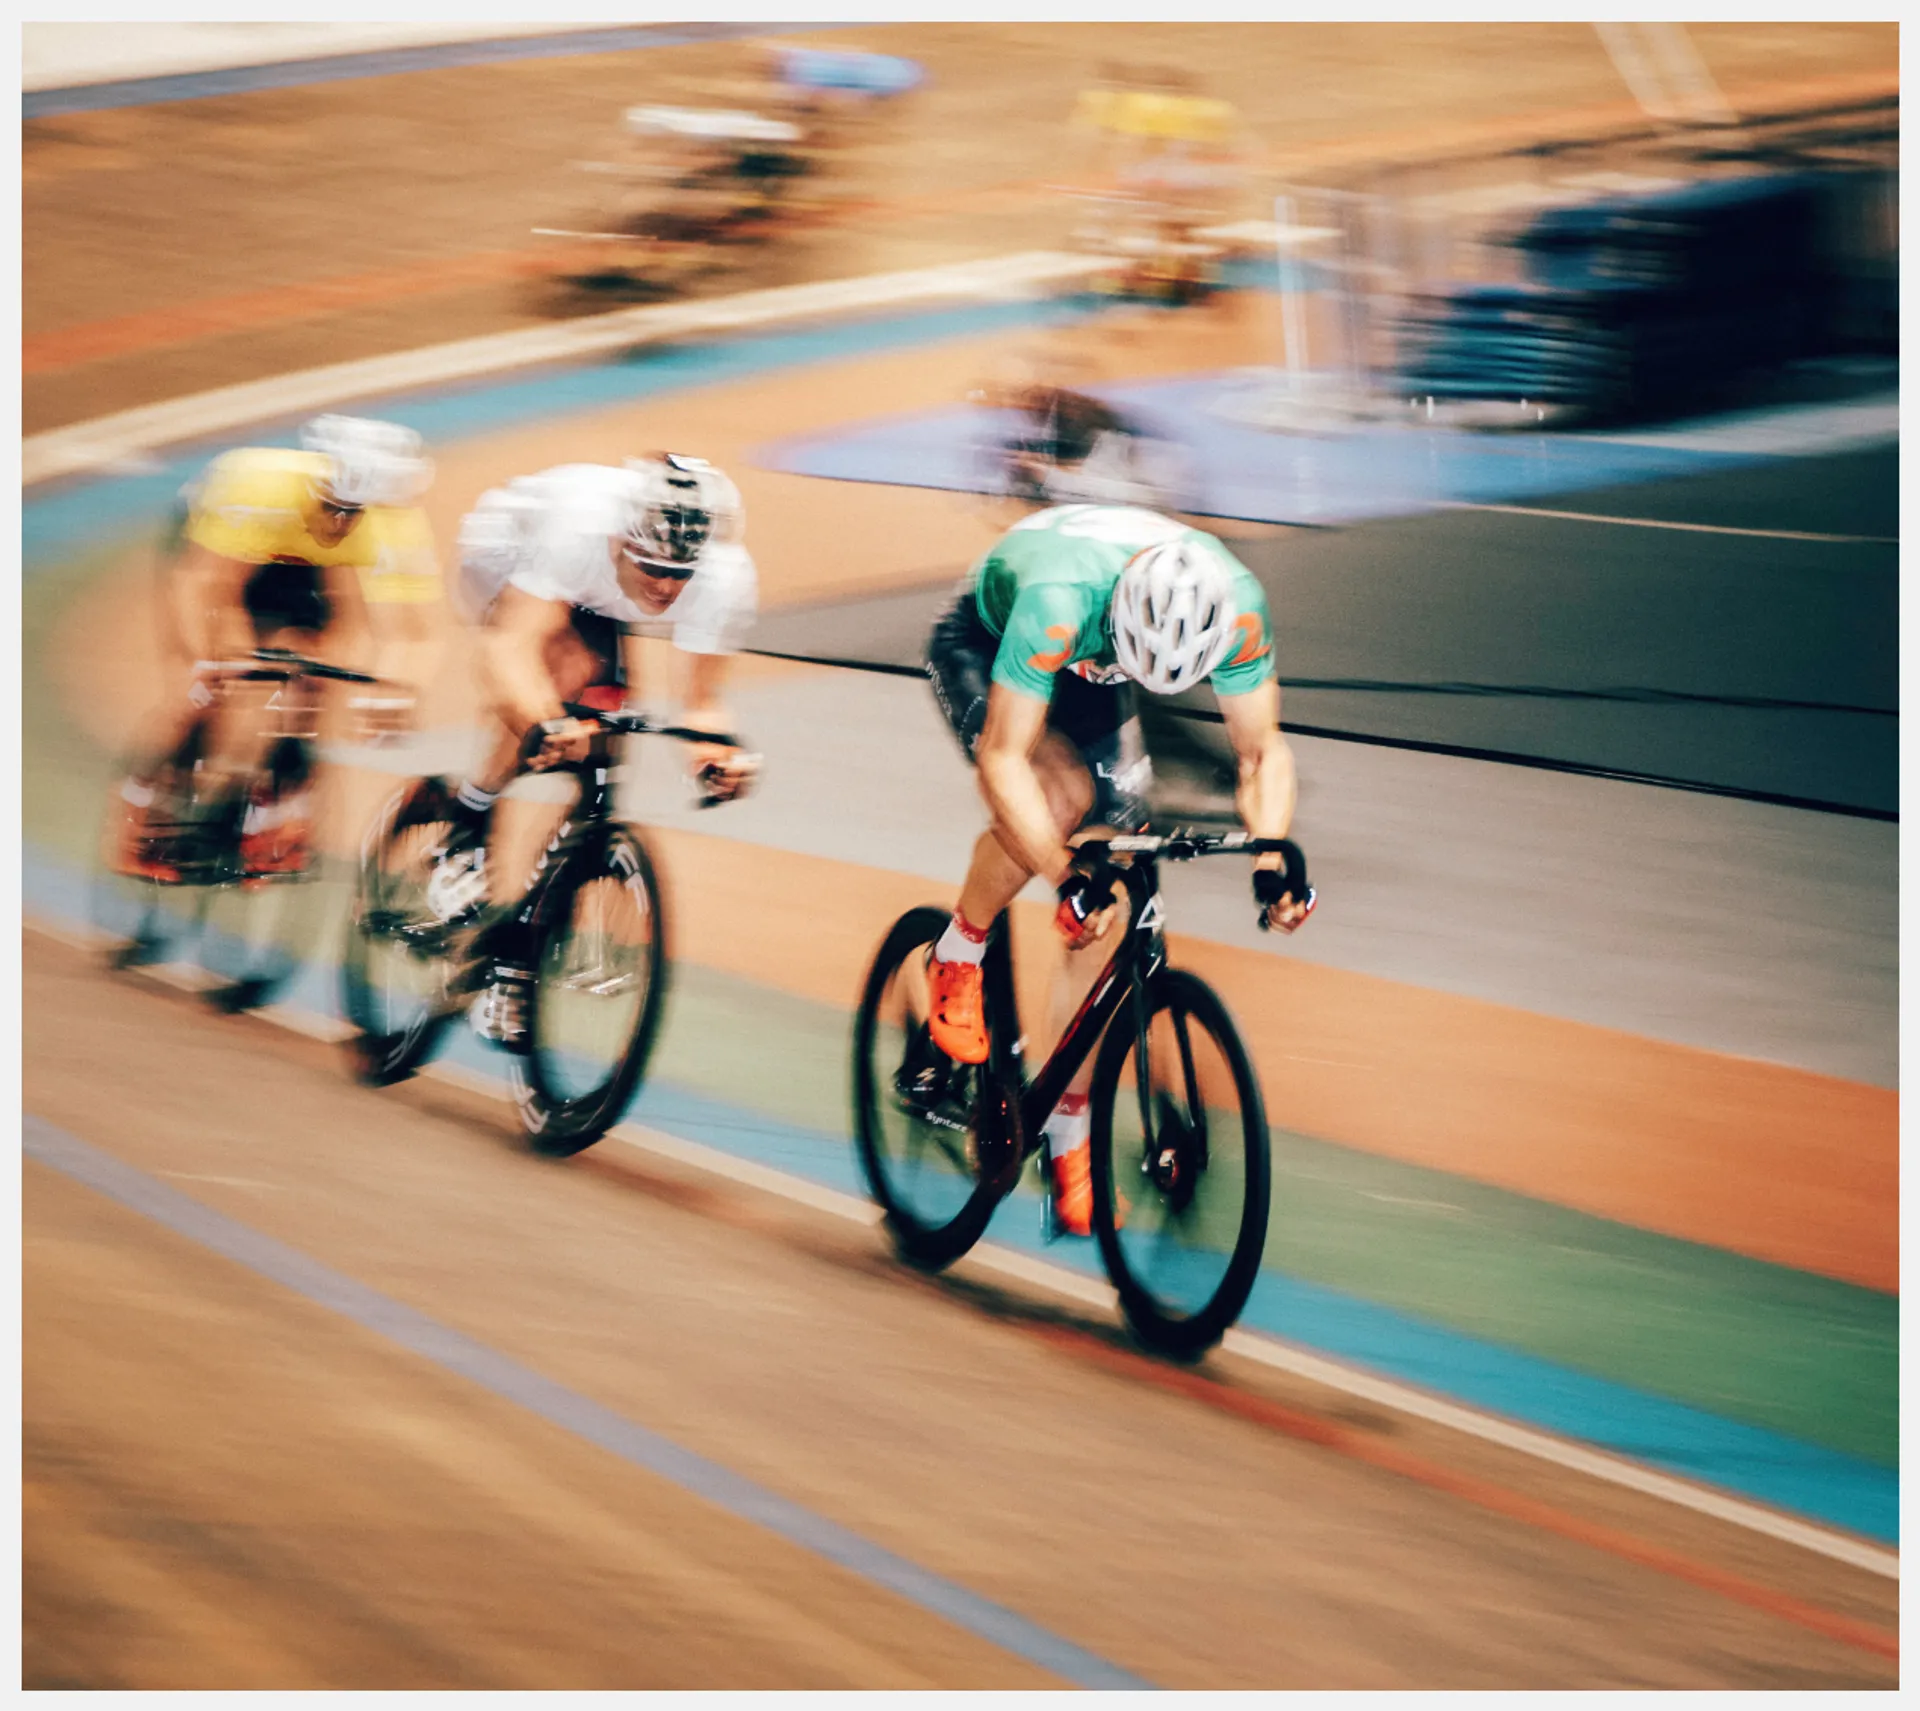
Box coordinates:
[926,952,989,1065]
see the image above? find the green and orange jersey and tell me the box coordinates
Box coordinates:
[970,504,1274,701]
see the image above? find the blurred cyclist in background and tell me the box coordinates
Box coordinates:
[975,369,1196,512]
[923,502,1312,1236]
[438,451,759,1046]
[116,414,436,880]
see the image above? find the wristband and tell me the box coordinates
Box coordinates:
[1252,839,1308,905]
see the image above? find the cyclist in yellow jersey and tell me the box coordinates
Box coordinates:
[118,414,436,880]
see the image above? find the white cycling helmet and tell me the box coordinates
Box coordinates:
[1110,538,1239,695]
[621,452,743,568]
[300,414,432,508]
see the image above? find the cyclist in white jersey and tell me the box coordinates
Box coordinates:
[430,454,758,1036]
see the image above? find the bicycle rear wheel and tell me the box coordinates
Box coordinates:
[512,824,669,1156]
[1089,969,1270,1360]
[90,761,207,973]
[340,776,463,1085]
[850,907,1011,1271]
[90,749,314,1011]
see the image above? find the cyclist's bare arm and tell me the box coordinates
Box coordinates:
[1217,679,1309,929]
[975,683,1078,886]
[1217,679,1296,846]
[365,589,440,698]
[172,541,256,665]
[479,584,575,734]
[680,649,736,739]
[470,584,598,781]
[320,558,375,670]
[680,648,758,800]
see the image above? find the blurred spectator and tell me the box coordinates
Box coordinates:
[1064,61,1251,303]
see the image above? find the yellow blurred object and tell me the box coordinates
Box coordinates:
[1075,87,1238,144]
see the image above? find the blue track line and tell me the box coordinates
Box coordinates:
[23,842,1896,1547]
[22,1113,1151,1691]
[23,233,1897,1549]
[23,25,848,119]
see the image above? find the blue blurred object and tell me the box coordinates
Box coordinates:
[777,47,924,98]
[1396,173,1845,420]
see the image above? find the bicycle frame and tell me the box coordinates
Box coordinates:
[981,856,1169,1150]
[486,707,747,957]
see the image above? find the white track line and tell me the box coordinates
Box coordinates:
[21,235,1263,488]
[43,923,1892,1578]
[21,251,1112,487]
[1439,502,1897,545]
[593,1117,1900,1582]
[21,212,1324,489]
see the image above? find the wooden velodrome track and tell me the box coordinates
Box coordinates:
[23,24,1899,1688]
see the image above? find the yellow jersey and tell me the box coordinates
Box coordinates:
[183,446,440,606]
[1071,88,1238,144]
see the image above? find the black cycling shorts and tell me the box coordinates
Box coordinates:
[242,560,331,640]
[569,606,627,709]
[924,581,1151,832]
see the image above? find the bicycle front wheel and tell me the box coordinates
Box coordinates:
[513,824,669,1157]
[1090,969,1270,1360]
[340,777,462,1086]
[850,907,1011,1271]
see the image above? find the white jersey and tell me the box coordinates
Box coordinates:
[455,462,756,655]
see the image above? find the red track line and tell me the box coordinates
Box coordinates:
[1029,1324,1897,1665]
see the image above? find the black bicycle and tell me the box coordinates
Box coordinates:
[91,647,380,1013]
[853,833,1306,1360]
[340,704,742,1156]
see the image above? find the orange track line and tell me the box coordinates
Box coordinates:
[25,69,1890,381]
[20,177,1053,380]
[1030,1325,1897,1665]
[21,248,545,375]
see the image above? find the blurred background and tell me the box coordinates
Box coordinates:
[23,20,1898,1690]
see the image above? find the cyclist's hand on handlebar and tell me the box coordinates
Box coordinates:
[524,716,600,772]
[1254,839,1316,934]
[1055,849,1119,949]
[690,743,760,807]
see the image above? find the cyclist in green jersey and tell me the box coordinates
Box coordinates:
[924,502,1313,1235]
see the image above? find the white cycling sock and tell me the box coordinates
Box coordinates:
[455,781,500,816]
[1044,1091,1091,1159]
[933,912,988,966]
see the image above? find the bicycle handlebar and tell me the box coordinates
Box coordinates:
[1088,830,1314,933]
[1099,830,1294,862]
[231,646,380,686]
[556,703,746,750]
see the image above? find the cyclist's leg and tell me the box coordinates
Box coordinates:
[1034,672,1151,1233]
[117,514,234,866]
[433,606,607,939]
[924,582,1098,1065]
[235,565,330,875]
[460,609,617,1043]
